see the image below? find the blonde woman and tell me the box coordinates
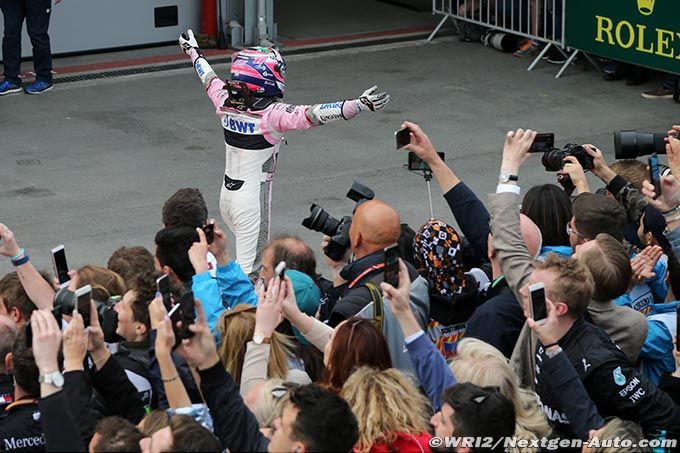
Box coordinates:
[341,367,431,453]
[451,338,552,451]
[217,304,303,389]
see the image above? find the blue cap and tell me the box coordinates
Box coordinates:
[286,270,321,345]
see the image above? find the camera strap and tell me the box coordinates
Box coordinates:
[348,263,384,289]
[364,282,384,333]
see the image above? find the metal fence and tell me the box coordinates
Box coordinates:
[429,0,599,78]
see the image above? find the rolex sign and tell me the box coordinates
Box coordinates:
[566,0,679,74]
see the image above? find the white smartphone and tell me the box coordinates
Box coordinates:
[51,245,70,289]
[275,261,286,280]
[529,282,547,325]
[75,284,92,327]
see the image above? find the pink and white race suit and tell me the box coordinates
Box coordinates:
[188,52,372,276]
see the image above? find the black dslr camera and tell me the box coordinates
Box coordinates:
[53,287,123,343]
[302,181,375,261]
[538,143,595,172]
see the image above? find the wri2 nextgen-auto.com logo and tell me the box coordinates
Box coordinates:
[593,0,679,61]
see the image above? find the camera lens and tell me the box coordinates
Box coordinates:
[53,288,76,313]
[302,204,342,237]
[541,150,567,172]
[614,130,667,159]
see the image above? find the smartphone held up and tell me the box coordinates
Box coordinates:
[51,245,70,288]
[529,283,547,325]
[648,153,662,199]
[383,244,400,287]
[395,127,411,149]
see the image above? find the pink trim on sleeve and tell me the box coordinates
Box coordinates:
[263,102,315,134]
[206,77,229,111]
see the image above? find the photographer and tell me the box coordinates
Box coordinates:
[327,199,429,328]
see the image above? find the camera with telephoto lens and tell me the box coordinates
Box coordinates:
[53,287,123,343]
[302,181,375,261]
[540,143,595,172]
[614,130,667,159]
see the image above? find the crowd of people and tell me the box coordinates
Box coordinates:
[1,121,680,453]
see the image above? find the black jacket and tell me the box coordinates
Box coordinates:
[0,373,14,418]
[427,275,481,326]
[39,391,85,452]
[536,317,680,438]
[90,354,147,424]
[0,397,44,452]
[443,182,491,268]
[463,278,522,358]
[540,350,605,440]
[659,373,680,405]
[329,250,421,327]
[64,370,95,445]
[199,362,268,452]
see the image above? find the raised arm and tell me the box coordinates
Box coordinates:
[490,129,538,298]
[176,299,269,452]
[402,122,490,262]
[179,29,229,110]
[0,224,56,309]
[264,85,389,134]
[381,260,456,411]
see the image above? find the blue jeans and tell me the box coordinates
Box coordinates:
[1,0,53,84]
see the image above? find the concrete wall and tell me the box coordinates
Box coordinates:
[0,0,201,59]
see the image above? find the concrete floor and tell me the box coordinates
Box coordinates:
[1,37,678,278]
[276,0,437,40]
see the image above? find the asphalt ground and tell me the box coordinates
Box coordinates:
[2,37,679,278]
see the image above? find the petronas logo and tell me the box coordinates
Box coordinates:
[613,367,627,386]
[637,0,655,16]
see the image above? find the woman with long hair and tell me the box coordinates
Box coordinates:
[217,304,298,387]
[341,367,431,453]
[266,277,392,392]
[450,338,552,451]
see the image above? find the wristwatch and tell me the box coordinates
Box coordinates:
[499,170,519,183]
[544,346,563,359]
[253,331,271,345]
[39,371,64,388]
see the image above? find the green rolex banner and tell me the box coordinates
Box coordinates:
[565,0,680,75]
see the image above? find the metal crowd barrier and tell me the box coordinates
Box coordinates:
[429,0,599,78]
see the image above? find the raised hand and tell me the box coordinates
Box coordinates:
[630,246,663,285]
[527,298,560,348]
[641,175,680,213]
[666,136,680,181]
[255,278,284,338]
[561,156,590,194]
[178,29,200,55]
[357,85,389,112]
[0,223,22,258]
[207,220,229,265]
[380,259,411,315]
[31,310,62,375]
[501,129,537,175]
[403,121,441,164]
[188,227,210,275]
[176,300,220,370]
[63,312,88,372]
